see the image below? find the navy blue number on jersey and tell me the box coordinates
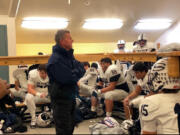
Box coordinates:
[111,70,117,75]
[174,103,180,133]
[141,104,148,116]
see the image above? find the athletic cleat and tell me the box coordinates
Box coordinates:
[84,111,97,120]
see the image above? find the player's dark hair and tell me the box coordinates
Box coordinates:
[82,62,90,67]
[100,57,112,64]
[38,64,47,72]
[91,63,98,69]
[133,62,148,72]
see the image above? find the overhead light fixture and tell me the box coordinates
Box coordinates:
[83,18,123,30]
[21,17,68,29]
[134,18,172,30]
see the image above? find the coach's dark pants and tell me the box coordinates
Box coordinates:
[52,99,75,135]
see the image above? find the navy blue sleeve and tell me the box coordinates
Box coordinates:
[73,60,85,80]
[110,74,120,82]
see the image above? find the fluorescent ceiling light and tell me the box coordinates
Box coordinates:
[134,18,172,30]
[21,17,68,29]
[83,18,123,30]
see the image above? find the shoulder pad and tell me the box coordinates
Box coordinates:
[110,65,121,76]
[110,65,121,74]
[13,69,25,78]
[89,68,97,75]
[140,96,159,121]
[84,68,90,75]
[28,69,37,79]
[106,65,120,76]
[108,64,119,71]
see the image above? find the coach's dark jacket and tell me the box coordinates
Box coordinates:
[47,44,85,101]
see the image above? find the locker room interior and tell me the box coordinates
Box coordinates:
[0,0,180,134]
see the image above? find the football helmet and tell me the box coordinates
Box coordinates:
[117,40,125,45]
[36,112,52,127]
[121,119,134,134]
[148,58,180,92]
[117,40,126,50]
[138,33,147,41]
[138,34,147,47]
[18,64,28,70]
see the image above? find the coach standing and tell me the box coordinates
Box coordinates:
[47,30,82,135]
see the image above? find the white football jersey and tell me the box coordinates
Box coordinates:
[13,68,28,92]
[28,69,49,93]
[79,67,98,88]
[137,70,150,95]
[100,64,126,87]
[140,93,180,134]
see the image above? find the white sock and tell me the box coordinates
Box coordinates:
[106,112,112,117]
[91,106,96,112]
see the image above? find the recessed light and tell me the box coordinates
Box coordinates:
[83,18,123,30]
[21,17,68,29]
[134,18,172,30]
